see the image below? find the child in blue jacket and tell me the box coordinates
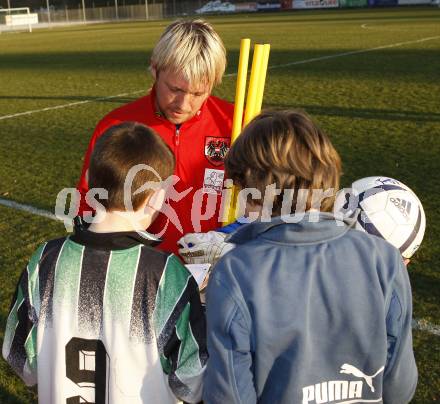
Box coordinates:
[202,110,417,404]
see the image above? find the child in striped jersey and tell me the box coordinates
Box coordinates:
[3,122,207,404]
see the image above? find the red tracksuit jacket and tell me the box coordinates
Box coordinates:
[77,89,234,254]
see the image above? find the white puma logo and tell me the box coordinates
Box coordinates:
[340,364,384,393]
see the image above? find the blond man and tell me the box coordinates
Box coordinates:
[203,111,417,404]
[77,20,234,254]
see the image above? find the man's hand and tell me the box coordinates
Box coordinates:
[178,231,235,265]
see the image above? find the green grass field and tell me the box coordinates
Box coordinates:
[1,7,439,402]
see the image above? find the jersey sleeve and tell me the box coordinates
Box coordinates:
[2,244,46,386]
[153,254,207,403]
[382,256,418,404]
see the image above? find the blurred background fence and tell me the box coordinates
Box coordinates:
[0,0,438,28]
[36,3,164,23]
[0,0,215,24]
[34,1,214,23]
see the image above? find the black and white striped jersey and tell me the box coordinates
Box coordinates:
[3,228,207,403]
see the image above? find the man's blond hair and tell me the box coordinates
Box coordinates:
[150,19,226,89]
[225,110,342,215]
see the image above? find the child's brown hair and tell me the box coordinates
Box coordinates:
[225,110,341,215]
[89,122,175,211]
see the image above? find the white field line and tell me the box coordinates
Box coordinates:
[412,318,440,337]
[0,197,59,221]
[360,23,424,33]
[0,90,145,121]
[264,35,440,70]
[1,35,440,122]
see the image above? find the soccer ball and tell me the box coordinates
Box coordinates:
[334,176,426,259]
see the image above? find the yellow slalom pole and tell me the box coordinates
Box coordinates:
[243,44,264,127]
[254,44,270,115]
[223,39,250,225]
[231,38,251,143]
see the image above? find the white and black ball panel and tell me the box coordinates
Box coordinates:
[352,176,413,193]
[334,176,426,259]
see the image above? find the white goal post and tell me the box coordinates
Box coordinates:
[0,7,38,33]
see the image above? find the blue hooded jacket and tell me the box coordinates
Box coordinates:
[203,213,417,404]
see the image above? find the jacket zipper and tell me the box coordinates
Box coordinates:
[174,126,180,163]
